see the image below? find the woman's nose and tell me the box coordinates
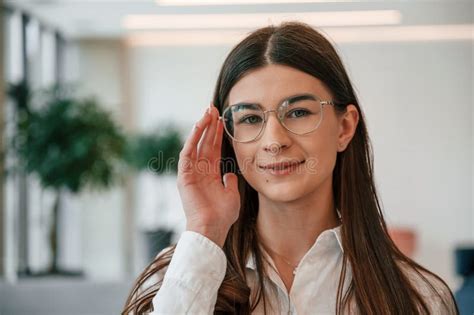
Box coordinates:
[260,112,292,153]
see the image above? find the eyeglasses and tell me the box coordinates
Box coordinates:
[221,93,335,143]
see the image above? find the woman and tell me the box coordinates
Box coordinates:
[123,21,459,314]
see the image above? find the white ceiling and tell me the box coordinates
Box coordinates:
[4,0,473,39]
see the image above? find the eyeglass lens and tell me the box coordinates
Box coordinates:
[222,98,323,142]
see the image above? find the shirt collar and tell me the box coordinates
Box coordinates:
[245,223,344,270]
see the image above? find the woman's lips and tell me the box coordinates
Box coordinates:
[259,160,305,175]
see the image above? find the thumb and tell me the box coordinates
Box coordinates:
[223,172,238,192]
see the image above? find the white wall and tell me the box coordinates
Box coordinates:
[74,40,127,280]
[338,41,472,289]
[129,45,231,131]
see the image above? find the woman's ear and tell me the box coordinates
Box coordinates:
[337,104,359,152]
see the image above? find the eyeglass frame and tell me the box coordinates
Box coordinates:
[219,93,336,143]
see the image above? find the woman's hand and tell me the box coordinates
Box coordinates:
[177,102,241,248]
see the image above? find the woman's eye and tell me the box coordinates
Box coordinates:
[287,109,310,118]
[239,115,262,124]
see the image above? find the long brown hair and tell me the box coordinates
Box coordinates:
[123,21,459,314]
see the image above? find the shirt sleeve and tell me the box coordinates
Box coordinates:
[149,230,228,315]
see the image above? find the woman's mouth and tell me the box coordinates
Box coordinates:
[258,160,305,176]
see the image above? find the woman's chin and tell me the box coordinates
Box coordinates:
[260,185,305,203]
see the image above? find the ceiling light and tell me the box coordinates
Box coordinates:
[329,24,474,43]
[126,30,247,46]
[157,0,357,5]
[123,10,401,30]
[125,24,474,46]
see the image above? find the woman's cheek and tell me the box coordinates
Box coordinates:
[310,150,337,179]
[234,150,257,181]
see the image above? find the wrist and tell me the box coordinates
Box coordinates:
[185,223,229,248]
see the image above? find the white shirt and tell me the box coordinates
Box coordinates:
[146,224,457,314]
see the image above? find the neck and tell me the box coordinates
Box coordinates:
[256,177,340,265]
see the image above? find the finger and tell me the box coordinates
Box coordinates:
[180,110,211,161]
[223,172,238,193]
[199,105,218,159]
[213,116,224,157]
[209,116,224,174]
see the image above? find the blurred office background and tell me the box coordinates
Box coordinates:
[0,0,472,314]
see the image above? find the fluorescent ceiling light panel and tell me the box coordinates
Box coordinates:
[125,24,474,46]
[126,30,247,46]
[123,10,402,30]
[329,24,474,43]
[157,0,358,5]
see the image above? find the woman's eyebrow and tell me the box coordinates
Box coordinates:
[228,93,317,108]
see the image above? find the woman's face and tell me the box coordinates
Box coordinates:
[226,64,345,203]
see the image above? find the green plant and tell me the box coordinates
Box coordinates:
[7,81,126,274]
[6,81,183,275]
[123,126,183,265]
[24,97,126,192]
[124,125,182,175]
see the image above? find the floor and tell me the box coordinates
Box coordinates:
[0,277,135,315]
